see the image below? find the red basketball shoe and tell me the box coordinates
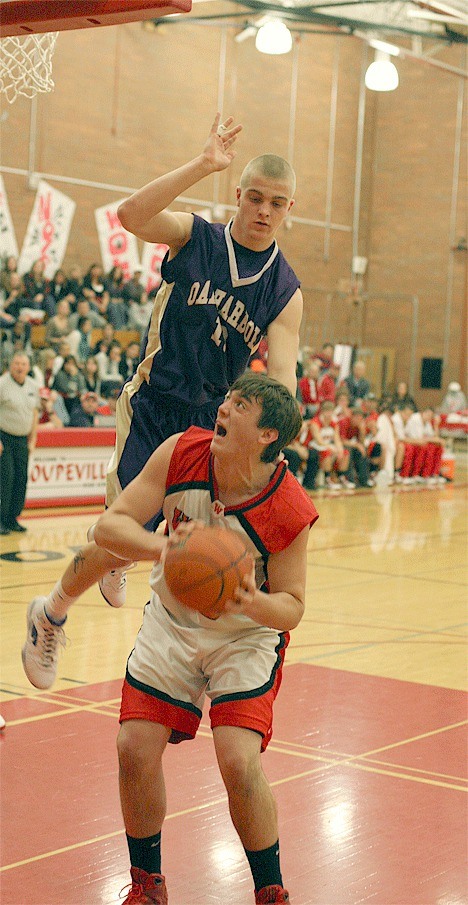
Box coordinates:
[255,886,290,903]
[121,868,168,904]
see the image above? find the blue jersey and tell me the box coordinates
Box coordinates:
[132,215,300,409]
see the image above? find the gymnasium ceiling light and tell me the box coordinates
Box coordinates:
[255,20,293,54]
[365,50,400,90]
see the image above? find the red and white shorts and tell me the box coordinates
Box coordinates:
[120,597,289,751]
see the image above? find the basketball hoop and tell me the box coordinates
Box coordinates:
[0,32,58,104]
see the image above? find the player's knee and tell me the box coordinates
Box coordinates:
[117,720,161,774]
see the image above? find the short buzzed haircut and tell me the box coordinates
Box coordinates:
[240,154,296,197]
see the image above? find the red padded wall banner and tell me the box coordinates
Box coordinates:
[0,0,192,38]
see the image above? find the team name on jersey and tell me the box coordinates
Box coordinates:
[187,280,261,354]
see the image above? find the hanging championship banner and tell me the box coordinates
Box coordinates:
[95,200,140,281]
[140,241,169,295]
[18,180,75,278]
[0,174,19,260]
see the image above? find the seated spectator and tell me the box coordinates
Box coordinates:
[391,380,417,412]
[37,387,63,429]
[52,354,86,416]
[392,404,422,483]
[420,409,446,483]
[22,259,50,306]
[104,265,126,300]
[1,318,32,361]
[99,341,124,397]
[45,298,72,351]
[51,339,72,378]
[69,391,101,427]
[0,255,19,296]
[439,381,466,414]
[127,292,152,337]
[1,272,27,321]
[300,401,353,490]
[119,341,140,383]
[319,360,341,404]
[65,264,84,301]
[67,315,93,363]
[334,389,351,420]
[122,268,145,305]
[337,405,371,487]
[49,268,69,304]
[342,360,370,406]
[371,399,396,483]
[399,406,446,484]
[82,263,109,316]
[283,434,310,485]
[31,347,56,388]
[82,355,101,395]
[315,342,334,373]
[68,296,107,331]
[106,294,128,330]
[298,360,321,418]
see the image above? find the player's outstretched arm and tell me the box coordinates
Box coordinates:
[94,434,181,562]
[117,113,242,250]
[266,288,303,396]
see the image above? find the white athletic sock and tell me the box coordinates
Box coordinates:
[43,580,78,623]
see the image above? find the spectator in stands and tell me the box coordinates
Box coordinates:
[52,354,86,416]
[67,315,93,363]
[343,360,370,406]
[45,297,72,352]
[1,272,27,321]
[127,291,152,338]
[49,268,69,305]
[22,259,50,307]
[333,388,351,421]
[298,360,321,418]
[69,296,107,332]
[122,268,145,305]
[65,264,84,301]
[302,400,353,490]
[31,347,56,388]
[1,318,32,363]
[83,355,101,396]
[119,341,140,383]
[51,339,72,378]
[0,255,19,296]
[69,391,100,428]
[391,380,417,412]
[315,342,334,373]
[82,263,109,316]
[106,293,129,330]
[105,265,126,300]
[37,387,63,430]
[100,342,124,398]
[440,381,466,414]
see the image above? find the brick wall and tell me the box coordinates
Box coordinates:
[1,21,466,406]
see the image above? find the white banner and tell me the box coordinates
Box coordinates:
[18,180,76,279]
[95,200,140,281]
[0,174,19,260]
[27,443,111,502]
[141,242,169,295]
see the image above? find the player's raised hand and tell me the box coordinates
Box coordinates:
[202,113,243,172]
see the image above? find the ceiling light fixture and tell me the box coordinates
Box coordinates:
[255,20,293,55]
[365,50,399,91]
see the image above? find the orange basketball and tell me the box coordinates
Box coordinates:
[164,525,252,620]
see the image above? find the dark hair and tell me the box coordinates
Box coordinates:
[229,372,303,463]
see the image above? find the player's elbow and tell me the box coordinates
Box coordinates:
[117,199,137,233]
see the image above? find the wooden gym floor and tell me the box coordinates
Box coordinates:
[0,462,467,905]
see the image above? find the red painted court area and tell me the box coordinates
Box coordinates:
[1,664,466,905]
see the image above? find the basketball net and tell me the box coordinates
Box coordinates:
[0,33,58,104]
